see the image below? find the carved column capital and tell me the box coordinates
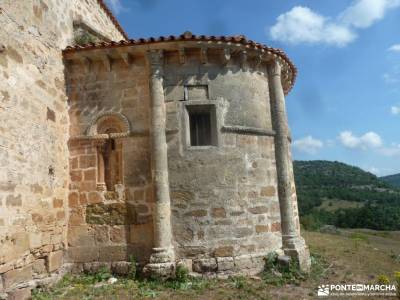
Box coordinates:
[147,50,164,78]
[239,50,248,69]
[268,59,282,77]
[94,139,107,149]
[223,48,231,64]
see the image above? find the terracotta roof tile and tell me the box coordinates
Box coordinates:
[63,32,297,92]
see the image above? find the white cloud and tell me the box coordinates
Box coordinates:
[383,73,400,83]
[292,135,324,154]
[269,6,356,47]
[338,131,382,150]
[391,105,400,115]
[105,0,124,14]
[388,44,400,52]
[340,0,400,28]
[379,144,400,157]
[269,0,400,47]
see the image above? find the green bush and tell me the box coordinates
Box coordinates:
[175,264,189,283]
[262,252,306,286]
[128,255,137,280]
[74,32,96,45]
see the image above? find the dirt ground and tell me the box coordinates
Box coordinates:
[33,229,400,300]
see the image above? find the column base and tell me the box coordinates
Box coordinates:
[282,235,311,273]
[143,247,176,279]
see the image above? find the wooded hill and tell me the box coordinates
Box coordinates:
[294,160,400,230]
[381,173,400,188]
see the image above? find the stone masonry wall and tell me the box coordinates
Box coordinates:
[164,51,283,275]
[64,47,284,276]
[0,0,124,297]
[65,56,155,268]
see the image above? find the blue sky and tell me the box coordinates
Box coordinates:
[106,0,400,176]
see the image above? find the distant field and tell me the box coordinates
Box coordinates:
[304,229,400,283]
[33,230,400,299]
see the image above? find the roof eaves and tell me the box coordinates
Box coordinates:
[96,0,128,40]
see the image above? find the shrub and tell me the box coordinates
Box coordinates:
[394,272,400,298]
[74,32,96,46]
[93,266,112,282]
[377,274,390,285]
[175,264,189,283]
[262,252,306,286]
[128,255,137,280]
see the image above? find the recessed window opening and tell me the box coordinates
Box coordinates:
[190,111,211,146]
[103,138,122,191]
[187,105,217,147]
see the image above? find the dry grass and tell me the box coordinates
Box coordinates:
[33,229,400,300]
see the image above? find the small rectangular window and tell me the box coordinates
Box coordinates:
[187,105,217,147]
[189,111,212,146]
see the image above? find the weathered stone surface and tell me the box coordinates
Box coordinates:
[68,226,95,247]
[6,195,22,206]
[235,227,253,238]
[211,207,226,218]
[2,266,32,289]
[68,192,79,208]
[99,246,128,261]
[111,261,131,275]
[53,198,63,208]
[67,247,99,263]
[83,262,111,274]
[94,225,110,244]
[1,0,309,286]
[184,210,207,217]
[271,222,281,232]
[86,203,133,225]
[7,288,31,300]
[110,226,127,243]
[260,186,276,197]
[192,258,217,273]
[216,257,234,272]
[47,250,63,272]
[214,246,234,257]
[0,0,126,292]
[32,259,47,275]
[255,225,269,233]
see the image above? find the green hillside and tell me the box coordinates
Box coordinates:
[294,160,400,230]
[381,173,400,188]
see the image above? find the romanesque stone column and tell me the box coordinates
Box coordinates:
[268,59,310,272]
[96,141,107,191]
[143,50,175,277]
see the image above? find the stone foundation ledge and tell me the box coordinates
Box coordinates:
[0,252,277,298]
[0,267,67,300]
[63,261,135,276]
[178,252,271,277]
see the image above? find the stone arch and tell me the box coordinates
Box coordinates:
[86,112,131,136]
[89,112,128,191]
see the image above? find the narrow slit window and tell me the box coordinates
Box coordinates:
[186,104,218,147]
[189,111,212,146]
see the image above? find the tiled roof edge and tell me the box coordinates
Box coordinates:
[96,0,128,40]
[63,32,297,92]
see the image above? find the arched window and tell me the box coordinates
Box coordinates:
[90,113,129,191]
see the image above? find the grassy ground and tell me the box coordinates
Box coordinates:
[33,230,400,300]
